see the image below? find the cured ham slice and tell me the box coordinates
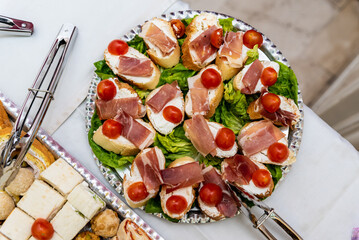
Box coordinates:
[118,56,153,77]
[222,154,259,185]
[161,161,204,193]
[218,32,244,68]
[144,23,176,55]
[95,97,144,120]
[147,81,179,113]
[241,59,264,94]
[238,120,285,156]
[202,166,238,218]
[190,25,219,64]
[184,114,216,156]
[114,109,154,149]
[190,88,209,114]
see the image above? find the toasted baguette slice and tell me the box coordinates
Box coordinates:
[104,47,160,90]
[182,13,220,70]
[160,157,196,219]
[93,120,155,156]
[215,55,243,81]
[139,18,180,68]
[123,147,165,208]
[0,101,11,130]
[115,218,151,240]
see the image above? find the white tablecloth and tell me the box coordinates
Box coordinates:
[1,0,359,239]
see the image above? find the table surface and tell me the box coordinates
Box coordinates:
[1,0,359,239]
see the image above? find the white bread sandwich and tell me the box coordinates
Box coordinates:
[0,208,34,240]
[139,18,180,68]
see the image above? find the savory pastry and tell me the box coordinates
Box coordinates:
[146,81,184,135]
[91,209,120,238]
[0,208,35,240]
[95,78,145,120]
[0,101,11,130]
[182,13,221,70]
[5,168,34,197]
[123,147,165,208]
[114,218,151,240]
[0,191,15,220]
[184,64,223,118]
[75,231,100,240]
[139,18,180,68]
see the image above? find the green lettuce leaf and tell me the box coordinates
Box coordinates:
[178,38,185,47]
[94,60,116,80]
[265,164,283,187]
[244,44,259,65]
[181,16,197,26]
[127,35,147,55]
[132,85,151,104]
[219,18,237,33]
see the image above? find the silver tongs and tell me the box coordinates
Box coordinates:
[0,15,34,36]
[0,23,77,189]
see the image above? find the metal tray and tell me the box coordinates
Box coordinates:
[0,90,164,240]
[85,10,304,224]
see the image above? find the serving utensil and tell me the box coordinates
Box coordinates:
[0,15,34,36]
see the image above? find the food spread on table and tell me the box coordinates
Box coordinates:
[88,12,300,222]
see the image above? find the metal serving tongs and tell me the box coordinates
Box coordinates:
[0,23,77,189]
[0,15,34,36]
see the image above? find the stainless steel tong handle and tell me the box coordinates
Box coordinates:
[0,15,34,36]
[269,211,302,240]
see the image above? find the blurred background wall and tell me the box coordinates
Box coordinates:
[183,0,359,150]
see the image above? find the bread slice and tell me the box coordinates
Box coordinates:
[0,101,11,130]
[215,55,244,81]
[123,147,165,208]
[140,18,180,68]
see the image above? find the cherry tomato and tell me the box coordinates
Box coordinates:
[127,182,149,202]
[163,106,183,124]
[252,169,271,188]
[97,79,117,101]
[268,142,289,163]
[243,30,263,49]
[210,28,224,48]
[108,39,129,55]
[201,68,221,89]
[261,93,281,113]
[170,19,185,38]
[166,195,188,214]
[102,119,122,139]
[261,67,278,87]
[31,218,54,240]
[215,128,236,151]
[199,183,223,206]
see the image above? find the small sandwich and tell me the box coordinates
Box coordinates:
[184,114,237,158]
[93,109,155,156]
[222,154,274,198]
[95,78,145,120]
[247,90,300,126]
[215,31,249,81]
[238,120,296,166]
[185,64,223,119]
[146,81,184,135]
[182,13,221,71]
[104,40,160,90]
[123,147,165,208]
[198,166,238,220]
[139,18,180,68]
[114,218,151,240]
[233,59,280,94]
[160,157,203,220]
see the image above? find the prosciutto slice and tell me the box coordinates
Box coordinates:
[202,166,238,218]
[144,23,176,55]
[118,56,153,77]
[218,32,244,68]
[96,97,144,120]
[134,148,163,191]
[189,25,219,64]
[238,120,285,156]
[184,114,216,156]
[161,161,204,193]
[146,81,179,113]
[114,109,154,149]
[190,88,209,114]
[222,154,259,185]
[241,59,264,94]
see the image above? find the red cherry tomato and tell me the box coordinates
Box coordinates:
[261,67,278,87]
[199,183,223,206]
[163,106,183,124]
[252,169,271,188]
[127,182,149,202]
[97,79,117,101]
[108,39,129,55]
[201,68,222,89]
[166,195,188,214]
[210,28,224,48]
[243,30,263,49]
[31,218,54,240]
[215,128,236,151]
[268,142,289,163]
[102,119,122,139]
[170,19,185,38]
[261,93,281,113]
